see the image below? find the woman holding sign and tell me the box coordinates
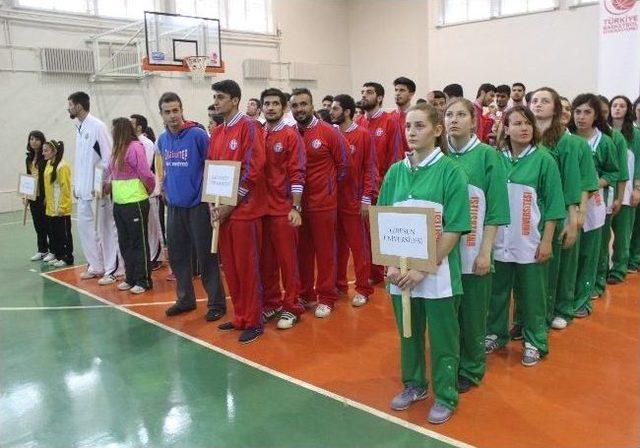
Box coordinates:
[379,102,470,425]
[443,99,510,393]
[25,130,51,261]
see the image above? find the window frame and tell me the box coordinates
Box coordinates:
[437,0,561,28]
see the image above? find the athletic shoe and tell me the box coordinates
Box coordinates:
[262,306,282,322]
[522,343,541,367]
[205,309,225,322]
[351,293,368,307]
[551,316,568,330]
[427,403,453,424]
[300,297,318,309]
[97,274,117,286]
[165,303,196,316]
[390,385,428,411]
[574,306,589,318]
[484,335,500,354]
[628,265,638,274]
[314,304,332,318]
[42,253,56,262]
[590,292,601,300]
[117,282,132,291]
[457,375,474,394]
[509,325,523,341]
[47,258,59,265]
[607,277,622,285]
[151,261,163,271]
[130,285,146,294]
[238,327,263,344]
[218,322,235,332]
[52,260,67,268]
[30,252,46,261]
[276,311,297,330]
[80,270,102,280]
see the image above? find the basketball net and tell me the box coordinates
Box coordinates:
[184,56,210,82]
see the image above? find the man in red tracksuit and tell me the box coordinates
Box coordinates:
[260,87,306,330]
[290,87,349,319]
[360,81,402,284]
[330,94,378,307]
[389,76,416,154]
[209,79,267,344]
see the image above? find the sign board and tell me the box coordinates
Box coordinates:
[201,160,241,206]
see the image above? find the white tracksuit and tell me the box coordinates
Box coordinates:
[140,134,164,262]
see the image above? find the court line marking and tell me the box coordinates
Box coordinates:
[40,271,475,448]
[0,299,208,311]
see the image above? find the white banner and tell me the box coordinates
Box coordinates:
[598,0,640,99]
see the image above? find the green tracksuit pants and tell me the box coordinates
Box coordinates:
[594,214,613,296]
[459,274,491,385]
[553,232,581,321]
[629,206,640,270]
[574,227,602,314]
[610,205,636,281]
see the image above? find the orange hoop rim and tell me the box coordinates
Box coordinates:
[142,57,225,74]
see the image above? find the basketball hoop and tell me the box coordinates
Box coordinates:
[184,56,210,82]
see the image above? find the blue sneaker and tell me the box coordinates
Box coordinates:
[428,402,453,424]
[390,385,428,411]
[238,327,263,344]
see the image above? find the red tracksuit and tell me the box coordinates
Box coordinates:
[363,109,403,181]
[262,120,306,317]
[389,108,409,154]
[297,116,349,306]
[337,122,377,298]
[209,112,267,329]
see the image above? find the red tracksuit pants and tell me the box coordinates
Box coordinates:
[261,215,305,316]
[364,218,385,284]
[337,211,373,297]
[219,218,263,329]
[298,209,339,306]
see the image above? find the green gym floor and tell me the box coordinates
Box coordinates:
[0,211,457,448]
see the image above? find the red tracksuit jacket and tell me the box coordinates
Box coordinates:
[363,109,402,180]
[338,122,378,215]
[389,108,409,153]
[264,120,306,216]
[297,116,349,212]
[208,112,267,220]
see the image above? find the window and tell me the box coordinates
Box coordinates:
[15,0,89,14]
[14,0,158,19]
[175,0,273,33]
[570,0,598,5]
[439,0,560,26]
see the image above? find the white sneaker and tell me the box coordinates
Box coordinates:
[47,258,59,265]
[52,260,67,268]
[351,293,368,307]
[276,311,297,329]
[30,252,46,261]
[129,285,146,294]
[98,274,117,286]
[315,304,332,318]
[42,253,56,262]
[117,281,132,291]
[551,316,568,330]
[80,270,102,280]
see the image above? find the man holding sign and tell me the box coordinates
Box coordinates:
[209,80,268,344]
[378,103,470,425]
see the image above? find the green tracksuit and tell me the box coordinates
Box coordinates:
[378,148,471,411]
[447,135,510,384]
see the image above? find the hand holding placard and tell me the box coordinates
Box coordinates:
[17,173,38,225]
[201,161,241,253]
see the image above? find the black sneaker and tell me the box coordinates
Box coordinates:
[218,322,235,332]
[509,325,523,341]
[457,375,475,394]
[165,303,196,316]
[607,277,622,285]
[238,327,263,344]
[205,309,226,322]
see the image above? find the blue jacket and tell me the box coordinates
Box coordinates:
[157,121,209,208]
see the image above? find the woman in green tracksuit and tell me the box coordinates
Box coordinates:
[568,94,620,317]
[443,99,509,393]
[485,106,565,367]
[608,95,640,283]
[380,102,470,425]
[530,88,599,330]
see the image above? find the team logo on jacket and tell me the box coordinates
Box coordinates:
[229,139,238,151]
[375,127,384,137]
[312,139,322,149]
[350,144,356,155]
[273,142,284,153]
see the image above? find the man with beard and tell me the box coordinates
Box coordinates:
[474,83,496,143]
[390,77,416,153]
[330,94,377,307]
[509,82,527,108]
[291,87,349,318]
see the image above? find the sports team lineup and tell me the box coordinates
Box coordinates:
[22,76,640,426]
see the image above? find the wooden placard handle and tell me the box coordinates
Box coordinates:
[211,196,220,254]
[22,196,29,226]
[399,256,411,338]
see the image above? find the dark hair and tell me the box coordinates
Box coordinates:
[283,92,292,103]
[525,91,533,104]
[406,102,448,153]
[443,83,464,98]
[67,91,90,111]
[512,82,526,90]
[44,140,65,184]
[26,130,46,168]
[212,79,242,100]
[158,92,182,111]
[634,96,640,121]
[609,95,635,143]
[496,84,511,95]
[316,108,331,123]
[355,100,365,109]
[260,88,287,106]
[432,90,446,100]
[500,106,541,150]
[568,93,612,136]
[416,98,427,104]
[249,98,262,108]
[111,117,137,170]
[560,96,570,104]
[322,95,334,103]
[130,114,155,143]
[598,95,609,105]
[532,87,565,148]
[291,87,313,102]
[363,82,385,98]
[394,77,416,93]
[476,83,497,99]
[207,104,215,111]
[333,94,356,120]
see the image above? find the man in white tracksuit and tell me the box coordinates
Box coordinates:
[67,91,122,284]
